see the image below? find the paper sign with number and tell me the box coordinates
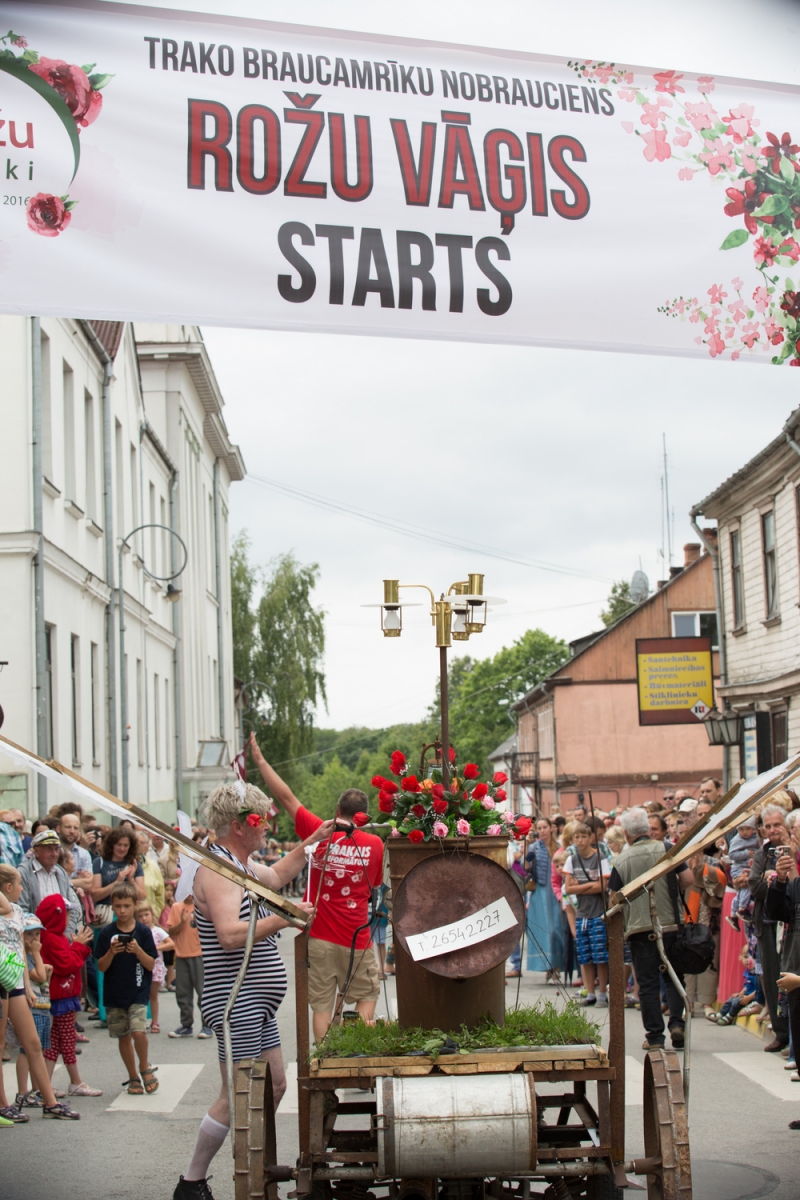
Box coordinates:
[405,895,518,962]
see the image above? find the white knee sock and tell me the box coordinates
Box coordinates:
[185,1113,229,1181]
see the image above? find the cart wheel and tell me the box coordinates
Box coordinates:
[642,1049,692,1200]
[233,1058,278,1200]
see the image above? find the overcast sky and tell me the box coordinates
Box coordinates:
[115,0,800,731]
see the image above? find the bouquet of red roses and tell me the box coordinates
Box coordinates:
[371,750,532,843]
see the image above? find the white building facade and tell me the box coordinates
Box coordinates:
[692,410,800,777]
[0,317,244,821]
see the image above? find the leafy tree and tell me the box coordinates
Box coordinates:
[231,536,326,794]
[435,629,570,774]
[600,580,637,627]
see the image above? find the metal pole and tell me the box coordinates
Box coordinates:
[224,891,260,1150]
[213,457,225,740]
[119,543,129,806]
[31,317,48,815]
[100,357,117,797]
[690,508,728,790]
[440,645,450,789]
[170,473,183,812]
[647,884,691,1112]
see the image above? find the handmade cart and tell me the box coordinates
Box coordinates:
[230,835,692,1200]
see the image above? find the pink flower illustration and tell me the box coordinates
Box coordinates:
[727,299,746,323]
[752,286,770,311]
[617,87,636,103]
[29,57,94,127]
[765,319,784,344]
[732,277,744,290]
[456,818,470,836]
[594,65,614,84]
[780,238,800,262]
[723,104,759,144]
[432,821,449,838]
[621,121,634,134]
[684,101,717,131]
[741,153,759,174]
[26,193,72,237]
[754,236,779,266]
[699,139,735,175]
[731,350,741,361]
[740,322,760,348]
[618,71,634,84]
[678,167,695,181]
[708,283,727,304]
[641,102,667,129]
[10,34,28,47]
[697,75,715,92]
[673,128,692,147]
[642,128,672,162]
[654,69,684,94]
[707,332,726,357]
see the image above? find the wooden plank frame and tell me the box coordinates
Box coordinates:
[0,733,308,925]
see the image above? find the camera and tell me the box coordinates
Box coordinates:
[334,819,354,835]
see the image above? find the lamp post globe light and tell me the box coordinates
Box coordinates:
[119,523,188,805]
[365,574,505,788]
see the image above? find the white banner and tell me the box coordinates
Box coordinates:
[2,1,800,362]
[404,894,518,962]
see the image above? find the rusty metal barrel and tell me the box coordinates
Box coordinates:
[388,836,525,1031]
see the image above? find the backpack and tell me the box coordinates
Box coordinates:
[666,868,716,975]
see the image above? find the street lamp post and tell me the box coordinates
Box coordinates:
[119,523,188,806]
[366,574,504,787]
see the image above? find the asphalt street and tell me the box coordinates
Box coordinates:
[1,932,797,1200]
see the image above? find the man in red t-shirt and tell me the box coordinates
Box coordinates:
[249,735,384,1040]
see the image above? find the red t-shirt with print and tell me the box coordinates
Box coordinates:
[295,805,384,949]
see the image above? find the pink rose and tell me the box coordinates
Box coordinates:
[502,811,515,824]
[26,193,72,237]
[390,827,400,838]
[456,818,470,836]
[486,824,502,836]
[433,821,449,838]
[480,796,495,810]
[29,58,93,126]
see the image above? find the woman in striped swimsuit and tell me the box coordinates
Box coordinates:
[175,782,333,1200]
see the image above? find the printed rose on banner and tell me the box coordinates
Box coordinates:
[0,30,113,238]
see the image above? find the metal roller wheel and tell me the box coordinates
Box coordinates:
[233,1058,278,1200]
[642,1049,692,1200]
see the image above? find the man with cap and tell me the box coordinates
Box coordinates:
[18,829,81,936]
[678,796,699,827]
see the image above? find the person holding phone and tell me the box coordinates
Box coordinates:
[749,805,792,1052]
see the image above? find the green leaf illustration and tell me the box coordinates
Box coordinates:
[720,228,749,250]
[754,194,789,216]
[81,63,96,74]
[88,72,114,90]
[780,155,797,184]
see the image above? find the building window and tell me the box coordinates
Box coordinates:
[730,529,744,628]
[63,361,76,504]
[44,625,54,758]
[154,673,161,769]
[537,706,554,760]
[41,331,53,482]
[70,635,80,767]
[84,390,97,522]
[136,658,144,766]
[165,677,171,769]
[671,611,718,647]
[762,510,778,617]
[115,420,125,534]
[90,642,99,764]
[771,709,788,765]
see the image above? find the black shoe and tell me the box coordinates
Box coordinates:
[74,1022,85,1033]
[174,1177,216,1200]
[670,1025,685,1049]
[764,1038,789,1053]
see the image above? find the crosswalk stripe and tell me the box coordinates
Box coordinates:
[280,1061,298,1114]
[106,1062,204,1113]
[713,1052,800,1102]
[625,1055,644,1106]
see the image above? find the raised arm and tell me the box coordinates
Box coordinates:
[250,820,336,889]
[249,733,301,820]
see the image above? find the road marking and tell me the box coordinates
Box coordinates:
[280,1061,298,1114]
[714,1052,800,1101]
[3,1061,63,1094]
[106,1063,204,1113]
[625,1055,644,1106]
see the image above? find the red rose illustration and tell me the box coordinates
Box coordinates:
[472,782,488,800]
[352,812,370,827]
[390,750,406,775]
[493,771,508,785]
[378,795,395,814]
[463,763,480,780]
[431,798,448,815]
[408,829,424,843]
[411,804,426,818]
[29,58,93,126]
[495,789,507,802]
[26,193,72,237]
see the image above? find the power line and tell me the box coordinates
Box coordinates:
[244,472,613,584]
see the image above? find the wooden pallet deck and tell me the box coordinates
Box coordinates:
[308,1044,608,1079]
